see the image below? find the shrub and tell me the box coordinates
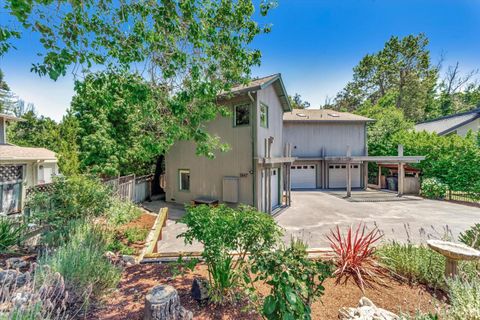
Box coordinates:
[253,239,332,320]
[377,242,479,288]
[123,227,148,244]
[421,178,448,200]
[447,277,480,320]
[327,224,385,292]
[105,198,142,227]
[0,217,27,253]
[39,220,121,305]
[0,264,71,320]
[180,204,282,303]
[459,223,480,249]
[27,175,112,244]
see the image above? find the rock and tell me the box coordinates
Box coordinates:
[339,297,399,320]
[121,255,136,266]
[144,285,193,320]
[6,257,28,269]
[191,278,209,303]
[0,270,30,288]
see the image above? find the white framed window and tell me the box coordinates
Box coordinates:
[260,103,268,128]
[234,104,250,126]
[179,169,190,191]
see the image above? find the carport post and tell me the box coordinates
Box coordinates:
[398,162,404,197]
[346,145,352,197]
[378,165,382,189]
[363,161,368,190]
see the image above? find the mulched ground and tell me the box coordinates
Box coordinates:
[90,263,445,320]
[119,211,157,232]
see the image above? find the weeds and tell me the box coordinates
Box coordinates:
[0,217,27,253]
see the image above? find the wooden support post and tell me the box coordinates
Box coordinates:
[363,161,368,190]
[346,145,352,197]
[398,162,404,197]
[378,165,382,189]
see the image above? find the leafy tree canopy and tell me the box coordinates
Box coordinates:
[289,93,310,109]
[2,0,277,173]
[334,34,438,122]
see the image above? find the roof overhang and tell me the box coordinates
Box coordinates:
[0,113,24,122]
[324,155,425,163]
[257,156,296,165]
[438,114,480,136]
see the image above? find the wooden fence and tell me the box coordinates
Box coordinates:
[104,174,153,203]
[447,190,480,207]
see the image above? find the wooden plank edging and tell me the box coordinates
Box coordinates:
[138,207,169,262]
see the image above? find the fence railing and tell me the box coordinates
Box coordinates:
[104,174,153,203]
[447,190,480,207]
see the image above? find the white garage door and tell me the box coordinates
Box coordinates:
[328,164,361,188]
[291,165,316,189]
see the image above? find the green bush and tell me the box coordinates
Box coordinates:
[253,239,332,320]
[39,220,121,304]
[27,175,112,245]
[123,227,148,244]
[0,217,27,253]
[459,223,480,249]
[180,204,282,303]
[447,277,480,320]
[421,178,448,200]
[377,242,478,288]
[105,198,142,227]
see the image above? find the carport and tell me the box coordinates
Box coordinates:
[326,145,425,198]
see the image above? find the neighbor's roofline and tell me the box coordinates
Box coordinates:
[437,113,480,135]
[416,106,480,125]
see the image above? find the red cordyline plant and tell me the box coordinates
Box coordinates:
[326,224,386,293]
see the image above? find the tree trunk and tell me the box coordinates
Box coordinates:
[144,285,192,320]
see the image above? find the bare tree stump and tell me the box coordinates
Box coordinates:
[144,285,193,320]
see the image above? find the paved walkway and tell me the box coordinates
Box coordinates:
[143,190,480,252]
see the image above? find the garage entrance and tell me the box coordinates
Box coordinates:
[328,163,361,188]
[291,164,316,189]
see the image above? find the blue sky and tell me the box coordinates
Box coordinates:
[1,0,480,121]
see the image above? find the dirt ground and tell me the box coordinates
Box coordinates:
[90,263,444,320]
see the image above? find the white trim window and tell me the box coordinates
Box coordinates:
[179,169,190,191]
[260,103,268,128]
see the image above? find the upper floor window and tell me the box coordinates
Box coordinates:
[234,104,250,126]
[260,103,268,128]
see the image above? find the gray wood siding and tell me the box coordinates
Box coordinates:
[0,118,5,144]
[283,122,367,157]
[165,99,254,206]
[256,85,285,158]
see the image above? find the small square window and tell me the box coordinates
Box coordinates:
[234,104,250,126]
[179,169,190,191]
[260,103,268,128]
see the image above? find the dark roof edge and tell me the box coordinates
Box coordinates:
[416,106,480,125]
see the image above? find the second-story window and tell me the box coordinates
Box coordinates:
[234,104,250,126]
[260,103,268,128]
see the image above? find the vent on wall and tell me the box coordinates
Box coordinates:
[222,176,239,203]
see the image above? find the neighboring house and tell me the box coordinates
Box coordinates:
[283,109,373,189]
[165,74,295,213]
[0,113,59,215]
[415,107,480,137]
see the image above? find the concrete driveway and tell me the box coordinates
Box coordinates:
[276,190,480,248]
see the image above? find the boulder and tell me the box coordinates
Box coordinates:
[6,257,28,270]
[121,255,136,266]
[339,297,399,320]
[144,285,193,320]
[191,278,209,303]
[0,270,30,288]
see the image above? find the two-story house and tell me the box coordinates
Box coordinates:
[283,108,373,189]
[164,74,295,213]
[0,113,59,215]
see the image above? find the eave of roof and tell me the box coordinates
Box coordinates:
[283,109,374,122]
[0,113,24,122]
[437,113,480,136]
[416,106,480,125]
[0,144,57,161]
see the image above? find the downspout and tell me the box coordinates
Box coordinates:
[248,91,256,208]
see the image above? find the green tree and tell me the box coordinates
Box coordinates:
[289,93,310,109]
[334,34,438,121]
[57,112,80,176]
[7,110,60,151]
[2,0,276,166]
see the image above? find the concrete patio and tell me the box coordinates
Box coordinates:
[143,190,480,253]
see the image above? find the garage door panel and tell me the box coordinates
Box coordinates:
[328,164,361,188]
[291,165,316,189]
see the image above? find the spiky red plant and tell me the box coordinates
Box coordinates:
[326,224,385,293]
